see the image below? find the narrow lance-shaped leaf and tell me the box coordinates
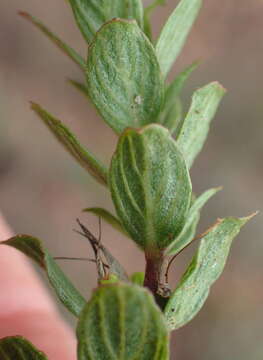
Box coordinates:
[109,124,192,251]
[127,0,144,29]
[177,82,226,168]
[19,12,85,70]
[158,62,198,133]
[167,187,221,255]
[68,0,144,44]
[165,214,256,330]
[165,61,199,111]
[86,19,164,134]
[0,336,47,360]
[2,235,86,317]
[77,283,169,360]
[143,0,166,41]
[68,79,90,100]
[156,0,202,77]
[83,207,128,236]
[160,97,182,134]
[31,103,108,187]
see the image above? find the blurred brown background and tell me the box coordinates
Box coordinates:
[0,0,262,358]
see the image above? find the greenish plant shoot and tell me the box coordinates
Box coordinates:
[0,0,256,359]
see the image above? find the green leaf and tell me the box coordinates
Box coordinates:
[68,0,144,44]
[158,62,198,134]
[177,82,226,168]
[165,61,199,110]
[143,0,166,40]
[165,214,255,330]
[172,211,200,252]
[109,124,192,251]
[97,244,129,282]
[68,79,90,100]
[156,0,202,77]
[77,283,169,360]
[19,12,85,70]
[167,187,221,255]
[0,336,47,359]
[77,221,129,282]
[159,97,182,134]
[86,19,164,134]
[130,272,145,286]
[83,207,128,236]
[2,235,86,318]
[127,0,144,29]
[31,103,108,187]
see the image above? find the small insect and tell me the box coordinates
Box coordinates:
[54,218,128,282]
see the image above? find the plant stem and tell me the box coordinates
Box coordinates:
[144,251,165,295]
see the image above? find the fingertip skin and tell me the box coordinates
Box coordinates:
[0,213,77,360]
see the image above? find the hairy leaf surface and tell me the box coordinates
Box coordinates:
[158,62,198,133]
[69,0,144,43]
[156,0,202,77]
[2,235,86,317]
[109,124,192,251]
[177,82,226,168]
[165,215,254,330]
[86,19,164,134]
[77,283,169,359]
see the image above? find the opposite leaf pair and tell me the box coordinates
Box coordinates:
[0,0,256,359]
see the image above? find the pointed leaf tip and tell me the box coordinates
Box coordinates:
[165,214,254,330]
[19,11,85,70]
[177,81,226,168]
[30,103,108,186]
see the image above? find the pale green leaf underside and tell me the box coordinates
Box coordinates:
[83,207,128,236]
[86,19,164,134]
[143,0,166,41]
[167,187,221,255]
[165,215,254,330]
[158,62,198,134]
[109,124,192,251]
[177,82,226,168]
[19,12,85,70]
[69,0,144,43]
[156,0,202,77]
[165,61,199,111]
[77,283,169,360]
[128,0,144,29]
[31,103,108,187]
[159,97,182,134]
[2,235,86,318]
[0,336,47,360]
